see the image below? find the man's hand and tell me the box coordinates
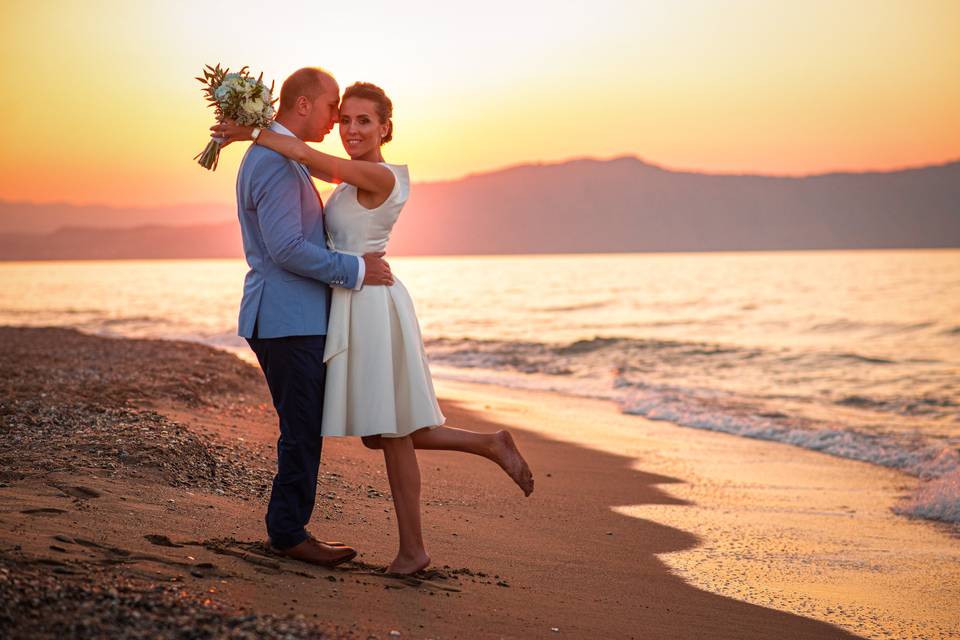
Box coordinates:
[362,252,393,286]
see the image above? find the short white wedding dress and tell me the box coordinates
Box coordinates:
[321,163,445,438]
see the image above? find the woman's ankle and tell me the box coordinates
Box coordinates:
[388,548,431,574]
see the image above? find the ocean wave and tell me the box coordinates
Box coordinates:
[530,301,612,313]
[807,319,936,335]
[424,334,960,524]
[0,307,104,317]
[99,316,159,326]
[426,335,908,371]
[617,379,960,523]
[425,335,768,373]
[894,468,960,523]
[424,336,955,419]
[831,352,896,365]
[618,380,956,475]
[836,394,958,417]
[555,336,624,355]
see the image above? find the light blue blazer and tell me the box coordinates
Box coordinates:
[235,144,360,339]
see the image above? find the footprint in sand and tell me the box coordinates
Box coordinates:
[144,534,184,548]
[53,484,102,499]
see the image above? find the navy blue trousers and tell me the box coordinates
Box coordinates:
[246,333,327,550]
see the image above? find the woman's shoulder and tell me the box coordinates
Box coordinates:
[381,162,409,178]
[382,162,409,187]
[381,163,410,202]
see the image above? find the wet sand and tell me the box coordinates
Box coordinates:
[1,327,956,638]
[437,381,960,640]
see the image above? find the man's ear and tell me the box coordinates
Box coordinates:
[296,95,310,116]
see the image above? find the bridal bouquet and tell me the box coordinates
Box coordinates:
[194,64,276,170]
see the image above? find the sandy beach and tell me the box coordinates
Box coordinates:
[1,326,957,639]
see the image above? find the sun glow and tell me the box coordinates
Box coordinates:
[1,0,958,207]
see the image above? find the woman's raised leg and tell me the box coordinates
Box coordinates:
[364,425,534,496]
[380,435,431,575]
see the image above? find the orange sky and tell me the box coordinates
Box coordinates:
[1,0,958,207]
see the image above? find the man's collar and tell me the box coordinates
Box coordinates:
[270,121,300,139]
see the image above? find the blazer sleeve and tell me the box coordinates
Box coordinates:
[249,152,360,289]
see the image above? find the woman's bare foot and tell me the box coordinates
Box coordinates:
[387,549,431,575]
[491,430,534,496]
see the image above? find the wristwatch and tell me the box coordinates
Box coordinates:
[251,127,262,144]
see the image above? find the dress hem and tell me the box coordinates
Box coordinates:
[321,416,446,439]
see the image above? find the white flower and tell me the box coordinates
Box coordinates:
[221,75,244,94]
[241,98,265,115]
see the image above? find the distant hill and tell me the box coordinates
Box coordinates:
[0,201,235,234]
[1,156,958,260]
[392,156,960,254]
[0,223,240,260]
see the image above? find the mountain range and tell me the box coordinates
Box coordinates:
[2,156,958,260]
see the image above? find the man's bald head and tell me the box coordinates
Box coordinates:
[274,67,340,143]
[278,67,337,114]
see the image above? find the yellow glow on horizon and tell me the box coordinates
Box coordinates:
[1,0,958,207]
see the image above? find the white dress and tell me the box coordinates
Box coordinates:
[321,163,445,438]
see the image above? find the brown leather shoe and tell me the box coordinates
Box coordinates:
[272,537,357,567]
[307,533,348,548]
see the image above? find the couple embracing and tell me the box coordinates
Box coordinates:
[212,67,534,575]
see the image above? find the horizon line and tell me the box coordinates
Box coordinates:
[2,153,958,210]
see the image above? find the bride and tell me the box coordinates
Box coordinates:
[213,81,534,575]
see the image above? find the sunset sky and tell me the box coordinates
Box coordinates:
[1,0,958,207]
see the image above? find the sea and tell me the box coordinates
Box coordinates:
[2,250,958,525]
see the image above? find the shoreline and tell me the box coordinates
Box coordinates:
[434,379,960,639]
[1,327,957,638]
[427,361,960,530]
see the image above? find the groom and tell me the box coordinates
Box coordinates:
[236,67,393,565]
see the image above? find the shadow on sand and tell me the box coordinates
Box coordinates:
[434,397,863,640]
